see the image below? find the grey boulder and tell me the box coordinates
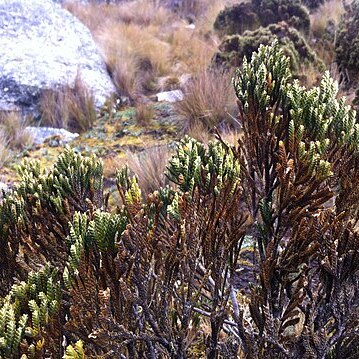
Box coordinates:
[26,126,79,145]
[0,0,116,115]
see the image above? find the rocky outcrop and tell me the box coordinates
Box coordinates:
[0,0,116,116]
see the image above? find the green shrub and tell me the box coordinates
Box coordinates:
[302,0,326,10]
[213,2,260,36]
[335,0,359,84]
[214,0,310,36]
[254,0,310,33]
[214,22,320,73]
[0,42,358,358]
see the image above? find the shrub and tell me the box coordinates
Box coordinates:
[354,87,359,120]
[213,2,261,36]
[214,0,310,36]
[214,22,320,74]
[0,42,358,358]
[254,0,310,33]
[335,0,359,84]
[302,0,327,10]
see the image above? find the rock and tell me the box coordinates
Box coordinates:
[156,90,184,103]
[185,24,195,30]
[0,0,116,116]
[26,127,79,146]
[0,182,9,193]
[0,181,9,201]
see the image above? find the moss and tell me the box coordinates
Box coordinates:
[214,22,320,74]
[335,0,359,84]
[214,0,310,36]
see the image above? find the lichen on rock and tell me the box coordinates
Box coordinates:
[0,0,116,116]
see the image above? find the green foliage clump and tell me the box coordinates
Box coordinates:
[63,341,85,359]
[254,0,310,33]
[166,135,240,196]
[234,41,358,152]
[214,23,320,74]
[302,0,326,10]
[0,266,60,358]
[354,87,359,120]
[335,0,359,83]
[0,147,104,296]
[63,210,127,289]
[213,2,260,36]
[214,0,310,36]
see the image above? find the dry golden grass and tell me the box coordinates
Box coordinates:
[175,67,237,131]
[125,146,172,196]
[40,75,96,132]
[65,0,230,97]
[0,112,33,150]
[135,102,155,127]
[103,155,126,178]
[0,133,10,169]
[0,111,34,169]
[297,62,321,88]
[310,0,344,38]
[167,26,218,74]
[196,0,238,35]
[167,0,208,17]
[187,121,212,143]
[218,127,242,146]
[96,22,172,99]
[70,0,174,28]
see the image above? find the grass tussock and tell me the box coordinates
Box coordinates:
[0,112,33,150]
[167,26,218,74]
[40,75,96,133]
[310,0,345,39]
[65,1,174,29]
[126,146,172,196]
[175,67,237,131]
[98,22,171,100]
[135,102,155,127]
[0,134,10,169]
[0,111,34,169]
[165,0,209,18]
[64,0,230,98]
[187,121,212,143]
